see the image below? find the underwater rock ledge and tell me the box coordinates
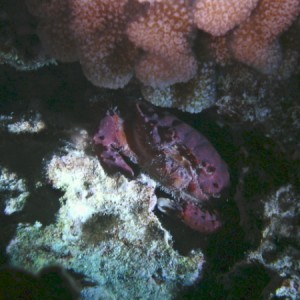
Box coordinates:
[6,146,204,299]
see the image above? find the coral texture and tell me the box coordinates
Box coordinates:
[247,185,300,299]
[24,0,300,89]
[193,0,259,36]
[26,0,78,62]
[69,0,137,88]
[127,0,197,88]
[26,0,137,88]
[216,64,300,157]
[229,0,300,74]
[141,62,216,113]
[6,148,204,299]
[0,166,29,215]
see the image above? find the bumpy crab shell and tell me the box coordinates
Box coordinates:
[93,101,230,233]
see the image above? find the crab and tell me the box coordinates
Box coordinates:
[93,101,230,233]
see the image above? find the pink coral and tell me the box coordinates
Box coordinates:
[25,0,300,89]
[127,0,197,88]
[26,0,78,62]
[193,0,259,36]
[27,0,137,88]
[229,0,300,74]
[69,0,137,89]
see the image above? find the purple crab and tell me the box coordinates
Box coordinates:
[93,101,230,233]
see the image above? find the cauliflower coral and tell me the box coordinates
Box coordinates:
[229,0,300,74]
[127,0,197,88]
[26,0,300,89]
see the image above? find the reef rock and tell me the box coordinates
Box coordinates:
[247,185,300,299]
[0,166,29,215]
[6,145,204,299]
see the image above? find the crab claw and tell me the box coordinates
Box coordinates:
[157,198,222,234]
[94,111,138,177]
[180,202,222,233]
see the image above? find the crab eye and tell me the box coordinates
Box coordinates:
[213,182,219,189]
[207,166,216,173]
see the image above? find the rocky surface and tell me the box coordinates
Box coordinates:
[7,145,203,299]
